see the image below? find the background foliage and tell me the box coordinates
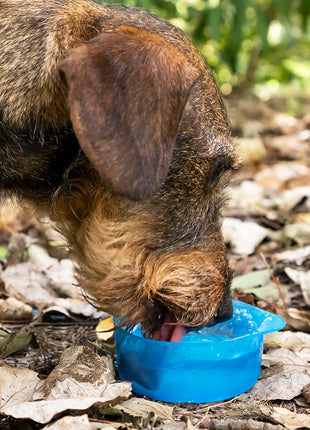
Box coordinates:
[103,0,310,106]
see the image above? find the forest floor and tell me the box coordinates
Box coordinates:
[0,94,309,429]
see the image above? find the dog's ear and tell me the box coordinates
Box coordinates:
[60,26,200,200]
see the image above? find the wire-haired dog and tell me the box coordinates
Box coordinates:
[0,0,236,341]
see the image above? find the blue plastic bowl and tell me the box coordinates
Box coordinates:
[114,300,285,403]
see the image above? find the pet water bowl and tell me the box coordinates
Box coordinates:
[114,300,285,403]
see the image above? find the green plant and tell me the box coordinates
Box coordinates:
[102,0,310,97]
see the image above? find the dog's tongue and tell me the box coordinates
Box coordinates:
[154,312,186,343]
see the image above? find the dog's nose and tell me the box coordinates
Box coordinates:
[215,293,233,323]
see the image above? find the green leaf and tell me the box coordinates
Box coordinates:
[283,58,310,79]
[231,269,270,290]
[0,332,39,359]
[208,6,221,41]
[299,0,310,32]
[0,246,7,261]
[231,270,281,299]
[256,7,269,52]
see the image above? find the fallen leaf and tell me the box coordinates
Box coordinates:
[231,269,270,289]
[284,223,310,247]
[43,414,92,430]
[6,233,29,265]
[0,246,7,261]
[262,348,307,367]
[236,137,267,165]
[159,422,188,430]
[33,346,115,400]
[54,298,107,319]
[96,316,115,341]
[0,297,33,322]
[0,367,39,407]
[273,246,310,265]
[291,212,310,224]
[1,346,131,424]
[273,406,310,430]
[302,383,310,404]
[2,262,104,318]
[230,270,281,299]
[28,245,82,300]
[264,331,310,363]
[277,186,310,212]
[254,163,309,192]
[224,180,278,219]
[41,306,75,323]
[240,364,310,401]
[284,267,310,305]
[1,396,131,425]
[2,262,58,305]
[42,414,118,430]
[0,331,38,358]
[223,218,268,255]
[114,398,174,421]
[264,330,310,349]
[277,307,310,333]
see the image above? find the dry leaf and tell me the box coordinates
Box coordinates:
[274,246,310,265]
[277,307,310,333]
[96,316,114,341]
[1,396,131,424]
[115,398,174,421]
[262,348,307,367]
[284,268,310,305]
[0,297,32,321]
[302,383,310,404]
[1,346,131,424]
[223,218,268,255]
[264,330,310,349]
[254,163,309,192]
[231,270,270,290]
[159,423,187,430]
[284,223,310,247]
[43,414,91,430]
[55,298,107,319]
[33,346,115,400]
[2,262,58,305]
[42,414,118,430]
[264,331,310,364]
[5,233,29,265]
[41,306,75,323]
[240,364,310,401]
[237,137,267,165]
[277,186,310,212]
[2,262,104,318]
[0,367,39,407]
[273,406,310,430]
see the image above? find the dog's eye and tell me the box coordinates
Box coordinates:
[208,163,228,191]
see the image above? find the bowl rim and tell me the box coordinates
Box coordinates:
[114,300,286,346]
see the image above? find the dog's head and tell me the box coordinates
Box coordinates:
[59,26,233,339]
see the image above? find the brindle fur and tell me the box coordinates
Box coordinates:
[0,0,237,335]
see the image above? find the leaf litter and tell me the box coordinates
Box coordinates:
[0,97,310,429]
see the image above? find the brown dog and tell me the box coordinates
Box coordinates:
[0,0,236,340]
